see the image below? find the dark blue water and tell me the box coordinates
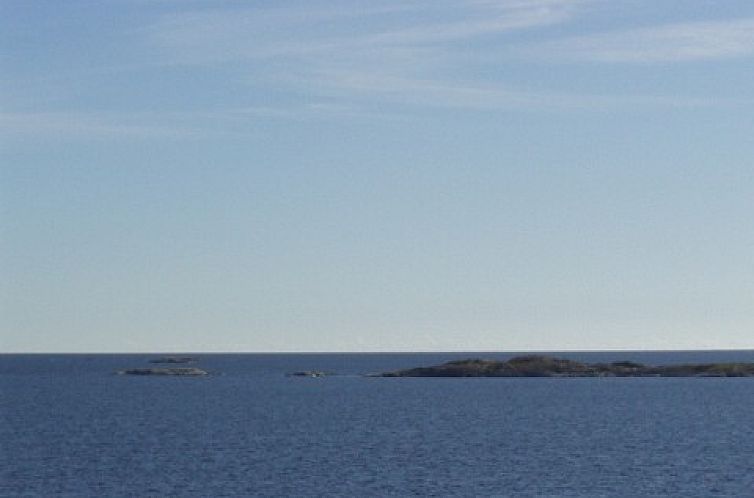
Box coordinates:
[2,352,753,497]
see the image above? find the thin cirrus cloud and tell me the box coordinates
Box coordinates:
[529,17,754,63]
[7,1,749,142]
[147,0,586,62]
[0,111,209,140]
[356,0,583,46]
[147,0,724,115]
[295,71,719,112]
[141,0,743,115]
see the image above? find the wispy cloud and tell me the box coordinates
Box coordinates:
[141,0,597,113]
[0,112,202,140]
[0,104,409,141]
[146,2,435,63]
[358,1,580,46]
[298,71,724,112]
[6,0,750,139]
[141,0,747,114]
[148,0,584,60]
[529,18,754,63]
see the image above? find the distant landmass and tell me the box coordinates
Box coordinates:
[381,355,754,377]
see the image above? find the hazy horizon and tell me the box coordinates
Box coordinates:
[6,348,754,355]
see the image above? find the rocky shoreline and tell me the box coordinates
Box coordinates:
[381,355,754,378]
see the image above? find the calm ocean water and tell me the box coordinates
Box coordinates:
[2,351,753,497]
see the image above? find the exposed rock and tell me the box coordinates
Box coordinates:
[287,371,327,378]
[149,356,197,364]
[381,355,754,378]
[117,367,208,376]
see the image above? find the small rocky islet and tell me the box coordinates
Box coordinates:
[148,356,198,364]
[380,355,754,378]
[116,358,327,377]
[117,356,208,376]
[117,367,209,376]
[287,370,328,378]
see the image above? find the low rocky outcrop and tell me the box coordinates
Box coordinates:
[287,371,327,378]
[117,367,209,376]
[149,356,197,364]
[381,355,754,378]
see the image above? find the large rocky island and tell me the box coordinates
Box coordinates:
[381,355,754,378]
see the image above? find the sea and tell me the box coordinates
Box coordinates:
[1,351,753,497]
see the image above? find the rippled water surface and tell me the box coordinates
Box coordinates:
[2,352,753,497]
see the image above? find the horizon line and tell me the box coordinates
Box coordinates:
[3,348,753,355]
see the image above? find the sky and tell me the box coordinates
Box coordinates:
[2,0,754,352]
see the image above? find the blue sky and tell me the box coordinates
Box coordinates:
[2,0,754,352]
